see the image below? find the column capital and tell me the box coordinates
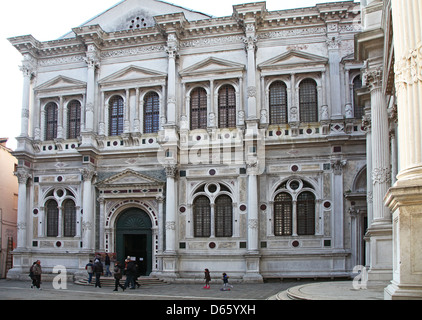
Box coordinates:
[14,169,32,184]
[165,164,178,178]
[365,67,383,90]
[80,166,96,182]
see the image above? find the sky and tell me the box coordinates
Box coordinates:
[0,0,356,150]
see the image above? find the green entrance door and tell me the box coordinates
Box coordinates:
[116,208,152,276]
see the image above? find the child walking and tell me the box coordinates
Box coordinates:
[221,273,233,291]
[203,268,211,289]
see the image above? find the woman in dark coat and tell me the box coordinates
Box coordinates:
[203,268,211,289]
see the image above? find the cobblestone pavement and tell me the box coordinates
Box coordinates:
[0,279,309,300]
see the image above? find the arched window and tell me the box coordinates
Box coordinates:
[46,200,59,237]
[63,199,76,237]
[299,79,318,123]
[45,102,58,141]
[269,81,288,125]
[274,192,292,236]
[218,85,236,128]
[67,100,81,139]
[353,76,364,119]
[190,87,207,130]
[297,192,315,235]
[193,196,211,237]
[144,92,160,133]
[215,195,233,237]
[109,95,124,136]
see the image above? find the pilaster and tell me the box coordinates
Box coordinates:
[384,0,422,300]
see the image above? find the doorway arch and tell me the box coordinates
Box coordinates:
[116,208,152,276]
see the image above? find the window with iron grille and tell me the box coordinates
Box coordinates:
[353,76,364,119]
[193,196,211,237]
[297,191,315,235]
[299,79,318,123]
[144,91,160,133]
[215,195,233,237]
[218,85,236,128]
[109,95,124,136]
[274,192,293,236]
[190,87,208,130]
[63,199,76,237]
[269,81,288,124]
[45,102,58,141]
[67,100,81,139]
[46,200,59,237]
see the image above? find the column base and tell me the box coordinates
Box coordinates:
[385,281,422,300]
[243,252,263,283]
[160,252,179,282]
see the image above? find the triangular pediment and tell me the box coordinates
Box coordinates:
[99,65,167,86]
[259,50,328,71]
[35,76,86,93]
[97,169,164,188]
[180,57,245,77]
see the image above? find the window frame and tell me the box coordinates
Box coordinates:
[109,95,125,136]
[63,199,77,237]
[45,102,58,141]
[269,81,288,125]
[215,195,233,237]
[143,91,160,134]
[190,87,208,130]
[299,78,318,123]
[67,100,81,139]
[46,200,59,237]
[218,84,237,129]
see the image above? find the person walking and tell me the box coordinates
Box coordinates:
[105,253,112,277]
[124,258,137,290]
[93,259,103,288]
[85,260,94,284]
[113,262,125,292]
[220,273,233,291]
[29,261,37,288]
[32,260,42,290]
[203,268,211,289]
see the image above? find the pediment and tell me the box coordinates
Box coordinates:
[259,50,328,71]
[100,65,167,86]
[97,169,164,188]
[180,57,245,77]
[35,76,86,93]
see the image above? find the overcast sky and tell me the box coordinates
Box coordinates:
[0,0,356,150]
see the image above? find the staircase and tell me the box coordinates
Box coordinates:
[75,276,168,287]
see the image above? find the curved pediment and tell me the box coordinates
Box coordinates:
[97,169,165,188]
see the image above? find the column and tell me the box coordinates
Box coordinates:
[81,167,96,251]
[83,44,100,134]
[162,165,178,279]
[331,159,347,250]
[244,161,263,282]
[165,34,178,126]
[14,170,31,249]
[366,67,393,283]
[19,56,34,138]
[384,0,422,300]
[244,24,258,120]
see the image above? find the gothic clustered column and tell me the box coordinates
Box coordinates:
[384,0,422,300]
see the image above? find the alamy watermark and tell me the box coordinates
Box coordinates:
[352,265,368,290]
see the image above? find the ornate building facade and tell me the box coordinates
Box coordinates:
[7,0,369,282]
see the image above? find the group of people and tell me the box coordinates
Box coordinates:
[28,258,232,292]
[204,268,234,291]
[85,255,141,292]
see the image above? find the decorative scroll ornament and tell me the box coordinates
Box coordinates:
[372,167,391,185]
[395,42,422,91]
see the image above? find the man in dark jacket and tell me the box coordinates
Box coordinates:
[93,259,103,288]
[124,258,137,289]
